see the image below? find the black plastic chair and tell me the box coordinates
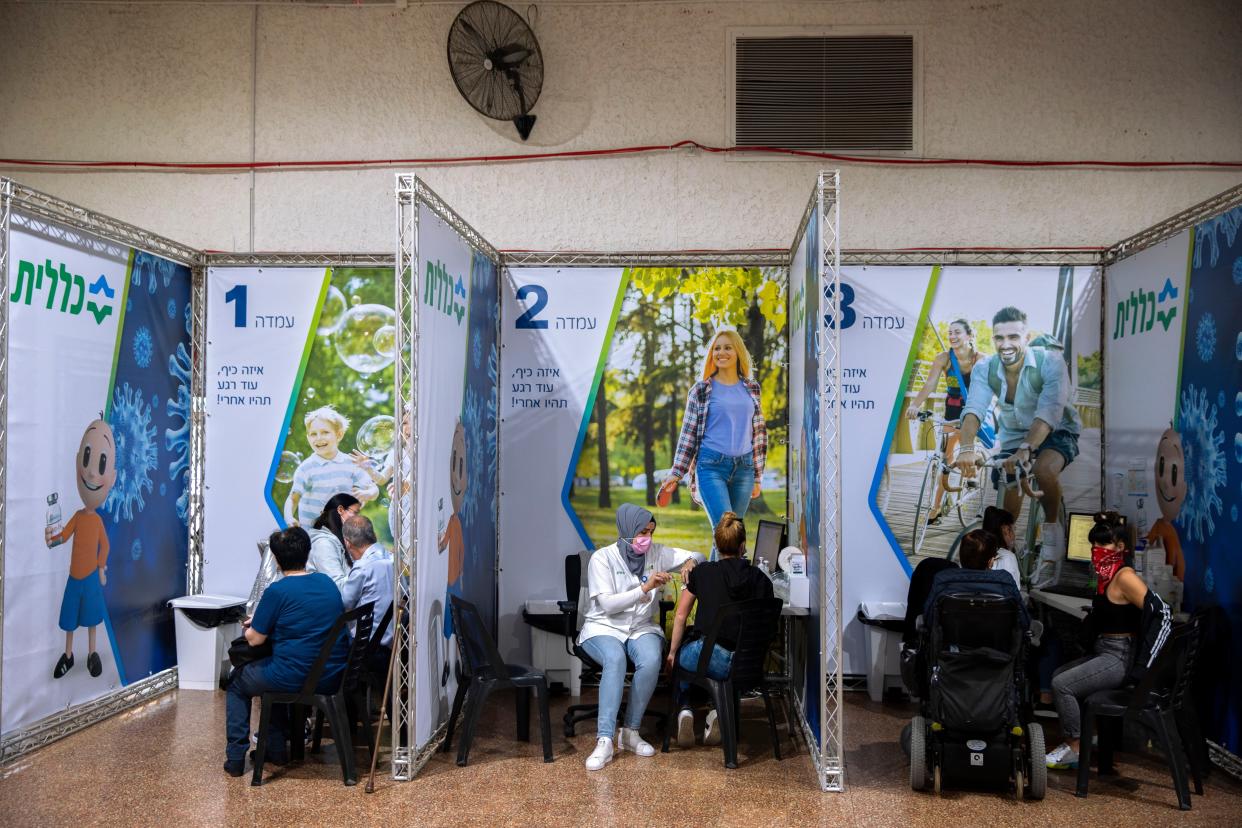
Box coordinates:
[251,601,374,787]
[557,552,669,738]
[1076,615,1203,810]
[350,599,395,760]
[443,595,554,766]
[662,597,784,768]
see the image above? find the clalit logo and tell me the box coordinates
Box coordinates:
[10,258,115,324]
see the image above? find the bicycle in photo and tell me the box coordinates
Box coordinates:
[910,411,988,557]
[946,454,1068,588]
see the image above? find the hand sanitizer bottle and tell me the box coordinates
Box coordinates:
[46,492,62,536]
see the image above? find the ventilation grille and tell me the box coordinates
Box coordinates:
[735,35,914,152]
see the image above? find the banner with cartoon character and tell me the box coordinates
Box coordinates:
[413,204,499,750]
[204,266,399,597]
[3,212,191,735]
[1105,205,1242,754]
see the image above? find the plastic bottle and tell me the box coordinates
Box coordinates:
[46,492,62,536]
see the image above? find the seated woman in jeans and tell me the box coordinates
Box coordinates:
[223,526,351,777]
[1046,512,1147,770]
[665,512,773,748]
[577,503,704,772]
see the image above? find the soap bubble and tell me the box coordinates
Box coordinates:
[373,325,396,357]
[356,415,395,459]
[351,295,362,307]
[305,387,316,401]
[334,304,397,375]
[276,451,302,484]
[318,286,347,335]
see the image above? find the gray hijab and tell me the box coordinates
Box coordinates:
[616,503,655,578]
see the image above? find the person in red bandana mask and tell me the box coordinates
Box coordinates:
[1045,512,1151,770]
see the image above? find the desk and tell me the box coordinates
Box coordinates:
[1030,588,1092,621]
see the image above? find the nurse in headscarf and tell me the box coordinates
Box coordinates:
[576,503,705,772]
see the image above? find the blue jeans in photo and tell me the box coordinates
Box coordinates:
[580,633,663,740]
[677,638,734,699]
[225,659,290,762]
[696,447,755,556]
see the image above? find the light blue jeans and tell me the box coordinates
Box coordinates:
[697,447,755,557]
[677,638,734,699]
[580,633,663,740]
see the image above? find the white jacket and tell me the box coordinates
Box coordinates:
[306,527,351,590]
[578,542,705,645]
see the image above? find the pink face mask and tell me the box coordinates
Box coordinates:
[631,536,653,554]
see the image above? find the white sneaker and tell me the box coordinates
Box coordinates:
[703,710,722,746]
[676,709,696,749]
[1045,742,1079,769]
[618,727,656,757]
[585,737,614,771]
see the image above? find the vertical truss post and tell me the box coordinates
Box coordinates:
[0,178,12,731]
[817,170,845,792]
[186,262,207,595]
[391,175,419,780]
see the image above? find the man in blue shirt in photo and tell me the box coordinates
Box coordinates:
[224,526,350,777]
[954,306,1081,558]
[340,514,393,672]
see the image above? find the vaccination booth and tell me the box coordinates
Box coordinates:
[0,173,1240,791]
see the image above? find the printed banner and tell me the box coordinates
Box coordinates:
[3,213,190,734]
[413,204,499,749]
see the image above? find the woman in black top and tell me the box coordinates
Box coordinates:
[666,512,773,748]
[1045,512,1148,770]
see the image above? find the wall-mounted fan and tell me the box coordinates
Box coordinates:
[447,1,544,140]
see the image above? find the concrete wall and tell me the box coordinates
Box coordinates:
[1,0,1239,253]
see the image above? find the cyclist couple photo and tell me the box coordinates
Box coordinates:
[888,299,1087,571]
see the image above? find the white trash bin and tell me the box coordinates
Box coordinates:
[169,595,247,691]
[525,599,581,695]
[858,601,906,703]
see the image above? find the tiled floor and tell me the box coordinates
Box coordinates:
[1,688,1237,827]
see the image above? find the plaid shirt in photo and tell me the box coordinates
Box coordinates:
[670,377,767,487]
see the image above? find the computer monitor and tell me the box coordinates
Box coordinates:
[753,519,784,568]
[1066,512,1096,562]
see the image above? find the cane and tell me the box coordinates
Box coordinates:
[365,603,403,794]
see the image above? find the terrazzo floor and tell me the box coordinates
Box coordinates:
[1,687,1238,827]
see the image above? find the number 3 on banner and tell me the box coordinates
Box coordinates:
[224,284,247,328]
[515,284,548,329]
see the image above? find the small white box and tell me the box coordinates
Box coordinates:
[169,594,246,691]
[525,599,581,695]
[787,574,810,608]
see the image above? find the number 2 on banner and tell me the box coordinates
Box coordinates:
[224,284,248,328]
[515,284,548,329]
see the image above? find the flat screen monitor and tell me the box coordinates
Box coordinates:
[1066,512,1096,562]
[754,519,784,568]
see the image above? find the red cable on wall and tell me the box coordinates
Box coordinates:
[2,140,1240,172]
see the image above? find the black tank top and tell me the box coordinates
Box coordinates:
[1092,594,1140,635]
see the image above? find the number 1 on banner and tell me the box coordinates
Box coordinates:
[224,284,247,328]
[515,284,548,329]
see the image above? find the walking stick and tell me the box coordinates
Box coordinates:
[365,603,403,794]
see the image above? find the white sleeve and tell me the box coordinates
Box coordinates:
[663,545,706,570]
[993,552,1022,592]
[586,548,650,612]
[308,535,349,590]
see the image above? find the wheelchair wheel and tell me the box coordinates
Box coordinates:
[1014,768,1024,801]
[909,716,927,791]
[1027,722,1047,800]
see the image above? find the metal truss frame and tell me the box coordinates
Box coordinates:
[1105,182,1242,265]
[818,171,845,792]
[391,175,503,781]
[0,178,199,763]
[203,252,393,268]
[187,265,207,595]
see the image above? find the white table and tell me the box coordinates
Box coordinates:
[1030,588,1091,621]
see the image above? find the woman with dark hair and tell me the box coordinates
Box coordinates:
[306,492,361,591]
[981,506,1022,591]
[905,318,982,525]
[1045,512,1148,770]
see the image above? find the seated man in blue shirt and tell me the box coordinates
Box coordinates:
[340,514,393,672]
[224,526,350,777]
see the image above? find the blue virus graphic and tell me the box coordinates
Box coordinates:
[184,302,192,336]
[1237,332,1242,361]
[1193,205,1242,268]
[1220,390,1228,410]
[104,383,158,522]
[1233,505,1239,523]
[151,393,160,410]
[471,330,483,370]
[132,326,154,368]
[167,299,177,318]
[1195,314,1217,362]
[1176,385,1227,543]
[166,342,192,524]
[1204,567,1215,594]
[131,538,143,561]
[1234,257,1242,286]
[1236,433,1242,463]
[460,390,483,527]
[1237,392,1242,417]
[159,483,167,497]
[126,299,132,313]
[131,252,175,295]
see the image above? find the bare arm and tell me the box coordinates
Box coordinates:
[1114,568,1149,608]
[245,626,268,646]
[906,352,949,417]
[666,589,697,668]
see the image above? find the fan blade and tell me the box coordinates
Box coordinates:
[457,17,488,50]
[493,45,531,65]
